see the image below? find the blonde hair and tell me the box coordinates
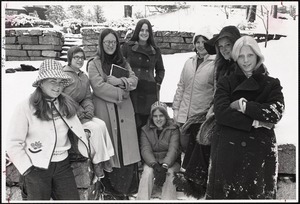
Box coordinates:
[231,36,265,70]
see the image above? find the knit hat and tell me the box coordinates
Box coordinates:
[151,101,168,113]
[32,59,72,87]
[204,25,241,55]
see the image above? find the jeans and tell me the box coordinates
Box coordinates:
[20,157,80,200]
[137,162,180,200]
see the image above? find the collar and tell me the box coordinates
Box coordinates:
[63,65,83,75]
[131,41,157,55]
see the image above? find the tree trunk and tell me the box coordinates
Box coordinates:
[273,5,278,18]
[124,5,132,18]
[249,5,257,22]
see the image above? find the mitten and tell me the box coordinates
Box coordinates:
[154,168,167,187]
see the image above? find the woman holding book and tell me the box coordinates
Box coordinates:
[87,28,141,200]
[121,19,165,138]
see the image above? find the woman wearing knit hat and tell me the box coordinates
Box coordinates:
[87,28,141,200]
[137,101,181,200]
[63,46,115,191]
[6,59,90,200]
[173,26,242,199]
[206,36,284,199]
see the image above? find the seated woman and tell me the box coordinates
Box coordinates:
[63,46,114,181]
[137,101,181,200]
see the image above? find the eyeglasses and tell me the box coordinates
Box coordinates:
[73,56,85,61]
[103,40,117,46]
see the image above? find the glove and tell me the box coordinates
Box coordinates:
[154,167,167,187]
[152,163,163,173]
[107,75,123,86]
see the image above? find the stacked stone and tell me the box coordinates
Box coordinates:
[81,27,195,58]
[5,28,64,61]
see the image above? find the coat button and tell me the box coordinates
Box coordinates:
[146,59,149,62]
[146,70,148,72]
[70,126,73,129]
[138,69,140,71]
[241,141,246,147]
[121,119,124,123]
[139,57,142,60]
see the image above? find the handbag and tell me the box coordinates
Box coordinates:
[196,114,216,145]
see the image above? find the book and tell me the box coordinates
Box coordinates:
[110,64,129,78]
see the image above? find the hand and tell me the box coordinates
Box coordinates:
[84,110,94,119]
[230,100,241,111]
[154,167,167,187]
[122,90,130,99]
[259,121,274,129]
[152,163,163,173]
[107,75,122,86]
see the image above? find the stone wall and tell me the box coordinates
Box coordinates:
[5,144,296,201]
[5,28,64,61]
[81,27,195,58]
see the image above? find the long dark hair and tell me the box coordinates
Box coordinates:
[130,19,157,48]
[96,28,126,67]
[214,36,237,82]
[29,87,78,121]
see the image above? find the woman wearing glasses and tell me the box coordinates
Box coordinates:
[121,19,165,140]
[87,28,141,200]
[63,46,115,182]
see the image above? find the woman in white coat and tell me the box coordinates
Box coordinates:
[6,59,91,200]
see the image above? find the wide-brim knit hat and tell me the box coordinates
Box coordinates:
[204,25,241,55]
[32,59,72,87]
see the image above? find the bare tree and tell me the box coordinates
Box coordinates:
[93,5,106,23]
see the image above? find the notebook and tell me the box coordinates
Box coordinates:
[110,64,129,78]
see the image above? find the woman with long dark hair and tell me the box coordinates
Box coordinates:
[87,28,141,200]
[121,19,165,139]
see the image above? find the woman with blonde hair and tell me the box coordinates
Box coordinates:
[206,36,285,199]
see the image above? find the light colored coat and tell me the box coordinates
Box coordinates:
[87,57,141,168]
[173,54,215,123]
[6,97,89,175]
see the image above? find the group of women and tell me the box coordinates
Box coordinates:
[6,17,285,201]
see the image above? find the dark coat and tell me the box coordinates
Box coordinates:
[121,41,165,115]
[206,65,285,199]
